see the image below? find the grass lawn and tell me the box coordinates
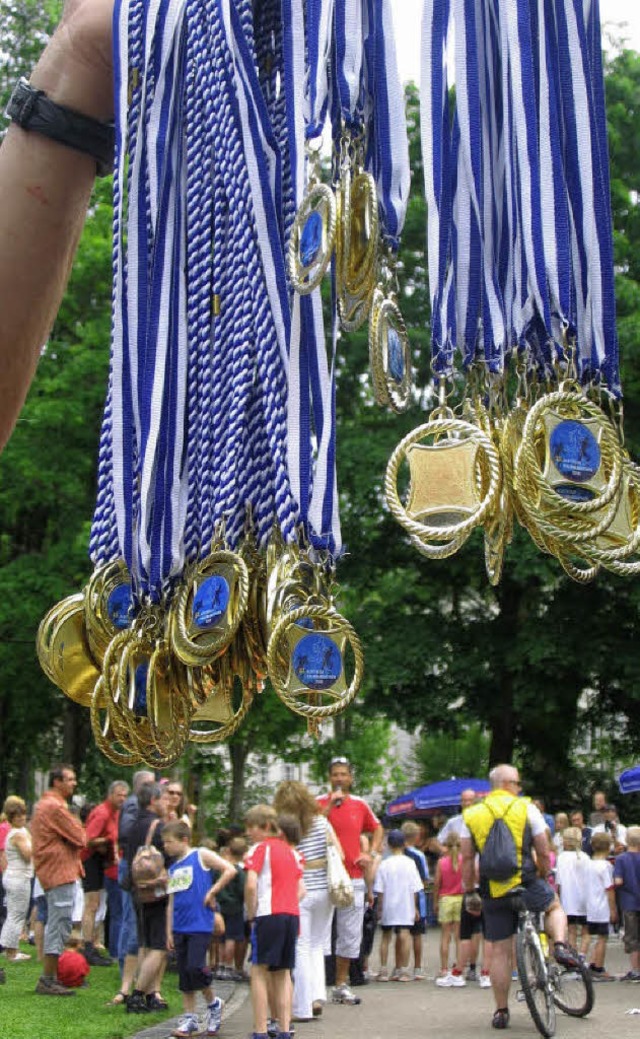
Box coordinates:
[0,943,179,1039]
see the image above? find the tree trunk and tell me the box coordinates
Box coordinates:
[62,701,91,776]
[228,742,250,822]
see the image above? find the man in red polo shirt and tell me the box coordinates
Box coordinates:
[317,758,383,1006]
[81,780,128,965]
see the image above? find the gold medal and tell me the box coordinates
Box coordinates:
[369,286,412,413]
[170,548,250,666]
[37,594,100,706]
[289,141,337,295]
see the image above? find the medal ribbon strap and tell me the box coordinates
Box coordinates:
[366,0,411,251]
[554,0,619,389]
[334,0,364,129]
[284,0,341,551]
[420,0,455,374]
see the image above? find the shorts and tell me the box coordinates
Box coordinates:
[44,883,75,956]
[174,932,213,992]
[380,924,412,933]
[251,914,298,971]
[35,893,48,925]
[137,899,168,951]
[222,911,246,943]
[482,879,556,943]
[82,855,105,893]
[460,904,483,941]
[567,914,587,926]
[438,895,463,925]
[335,878,366,959]
[586,920,609,937]
[623,911,640,953]
[410,918,427,936]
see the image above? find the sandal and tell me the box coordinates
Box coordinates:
[492,1008,510,1030]
[395,970,413,983]
[376,967,390,982]
[106,992,128,1006]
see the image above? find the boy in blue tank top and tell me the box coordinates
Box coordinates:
[163,822,236,1038]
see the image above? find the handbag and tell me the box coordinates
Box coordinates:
[130,818,168,904]
[326,842,354,909]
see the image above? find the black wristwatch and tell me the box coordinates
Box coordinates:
[5,78,115,177]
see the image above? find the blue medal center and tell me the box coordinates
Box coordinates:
[192,574,230,629]
[133,661,149,717]
[387,326,404,383]
[550,420,601,483]
[300,210,323,268]
[107,582,133,630]
[292,633,342,691]
[555,484,596,503]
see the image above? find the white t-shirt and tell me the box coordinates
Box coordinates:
[556,850,589,916]
[585,857,614,924]
[373,853,423,927]
[437,814,466,844]
[592,821,627,847]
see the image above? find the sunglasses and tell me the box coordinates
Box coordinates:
[167,789,182,795]
[330,757,350,767]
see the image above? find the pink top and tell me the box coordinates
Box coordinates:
[438,854,464,896]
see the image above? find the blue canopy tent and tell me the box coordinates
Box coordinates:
[617,766,640,794]
[386,777,491,819]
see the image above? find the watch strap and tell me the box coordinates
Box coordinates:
[5,78,115,177]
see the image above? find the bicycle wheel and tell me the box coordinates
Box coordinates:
[550,960,594,1017]
[516,926,556,1038]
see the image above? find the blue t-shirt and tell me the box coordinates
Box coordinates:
[168,849,214,934]
[613,851,640,912]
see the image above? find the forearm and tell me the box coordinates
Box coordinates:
[0,0,113,451]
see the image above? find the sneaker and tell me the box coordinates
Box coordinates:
[435,972,454,987]
[206,997,223,1036]
[492,1008,510,1030]
[83,945,114,967]
[331,983,362,1005]
[619,971,640,982]
[267,1018,279,1038]
[35,975,75,997]
[413,968,426,981]
[591,970,615,982]
[553,942,581,968]
[479,972,492,989]
[171,1013,203,1037]
[126,991,152,1013]
[450,969,466,987]
[146,993,169,1010]
[467,967,478,983]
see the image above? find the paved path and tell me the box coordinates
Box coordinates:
[135,935,640,1039]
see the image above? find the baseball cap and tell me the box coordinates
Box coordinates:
[57,950,90,988]
[387,829,405,848]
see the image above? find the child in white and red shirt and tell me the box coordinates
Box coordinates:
[244,806,305,1039]
[582,831,617,980]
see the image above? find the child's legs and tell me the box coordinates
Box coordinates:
[591,934,607,969]
[452,921,462,968]
[379,928,391,967]
[250,964,270,1032]
[438,922,452,968]
[223,938,236,967]
[271,969,292,1032]
[395,928,410,969]
[176,933,214,1012]
[412,930,423,968]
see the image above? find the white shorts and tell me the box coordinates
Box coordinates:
[335,878,366,959]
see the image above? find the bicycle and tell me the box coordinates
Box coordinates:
[512,888,594,1038]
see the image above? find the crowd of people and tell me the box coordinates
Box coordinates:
[0,760,638,1038]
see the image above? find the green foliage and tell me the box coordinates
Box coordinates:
[413,724,490,786]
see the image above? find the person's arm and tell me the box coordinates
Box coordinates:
[532,831,551,879]
[50,802,87,849]
[460,836,476,894]
[12,830,32,863]
[0,0,114,451]
[199,849,236,908]
[244,869,258,921]
[433,860,442,905]
[326,820,345,861]
[166,892,174,951]
[607,885,618,924]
